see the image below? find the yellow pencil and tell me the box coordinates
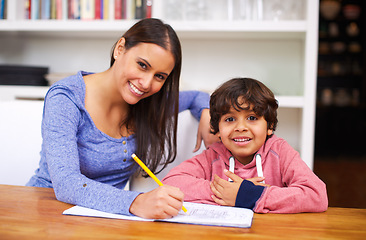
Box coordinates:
[131,153,188,214]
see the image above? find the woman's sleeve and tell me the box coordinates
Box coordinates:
[179,91,210,120]
[254,142,328,213]
[42,90,140,216]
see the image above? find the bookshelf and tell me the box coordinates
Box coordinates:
[0,0,319,168]
[315,0,365,157]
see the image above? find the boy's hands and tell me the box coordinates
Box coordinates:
[210,169,243,206]
[246,176,271,187]
[129,185,184,219]
[211,170,270,206]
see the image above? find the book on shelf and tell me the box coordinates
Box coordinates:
[41,0,51,20]
[56,0,63,19]
[0,0,6,20]
[146,0,151,18]
[134,0,151,20]
[95,0,101,19]
[114,0,122,19]
[50,0,59,19]
[25,0,30,19]
[80,0,95,20]
[68,0,80,19]
[31,0,39,19]
[134,0,143,19]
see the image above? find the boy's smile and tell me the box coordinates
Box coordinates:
[218,102,272,165]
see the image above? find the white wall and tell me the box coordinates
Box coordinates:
[0,100,43,185]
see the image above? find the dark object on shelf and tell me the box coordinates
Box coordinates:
[0,65,49,86]
[316,0,366,158]
[320,0,341,20]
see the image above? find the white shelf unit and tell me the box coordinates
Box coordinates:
[0,0,318,169]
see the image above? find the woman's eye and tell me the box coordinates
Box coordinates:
[138,62,147,69]
[155,74,166,81]
[225,117,235,122]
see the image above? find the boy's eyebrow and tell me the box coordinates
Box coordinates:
[224,108,236,114]
[225,107,257,116]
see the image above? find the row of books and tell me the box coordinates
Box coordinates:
[24,0,152,20]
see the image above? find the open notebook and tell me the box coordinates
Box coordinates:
[63,202,254,228]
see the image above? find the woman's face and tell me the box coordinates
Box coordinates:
[113,39,175,105]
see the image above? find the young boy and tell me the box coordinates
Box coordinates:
[162,78,328,213]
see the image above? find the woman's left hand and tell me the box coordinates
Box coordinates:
[193,109,220,152]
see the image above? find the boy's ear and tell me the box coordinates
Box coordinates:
[267,129,273,136]
[267,124,274,136]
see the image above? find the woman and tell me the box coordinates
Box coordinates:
[26,18,215,219]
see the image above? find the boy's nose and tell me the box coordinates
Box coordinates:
[235,120,248,132]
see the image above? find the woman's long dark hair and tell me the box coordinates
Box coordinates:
[110,18,181,175]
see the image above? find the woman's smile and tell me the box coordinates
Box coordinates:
[129,81,145,96]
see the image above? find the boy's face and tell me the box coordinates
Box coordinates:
[218,102,272,165]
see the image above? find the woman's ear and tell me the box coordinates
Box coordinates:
[114,37,126,58]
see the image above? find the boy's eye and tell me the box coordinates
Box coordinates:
[225,117,235,122]
[247,116,258,121]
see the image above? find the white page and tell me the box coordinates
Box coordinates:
[161,202,253,228]
[63,205,152,222]
[63,202,253,228]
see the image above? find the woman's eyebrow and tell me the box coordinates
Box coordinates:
[160,72,169,77]
[138,57,151,67]
[139,57,170,76]
[138,57,170,77]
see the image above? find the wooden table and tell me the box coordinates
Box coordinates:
[1,185,365,239]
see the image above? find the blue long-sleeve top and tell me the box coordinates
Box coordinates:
[26,71,209,215]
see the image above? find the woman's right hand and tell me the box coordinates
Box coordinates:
[193,108,220,152]
[129,185,184,219]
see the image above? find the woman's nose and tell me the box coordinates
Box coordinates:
[138,74,154,90]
